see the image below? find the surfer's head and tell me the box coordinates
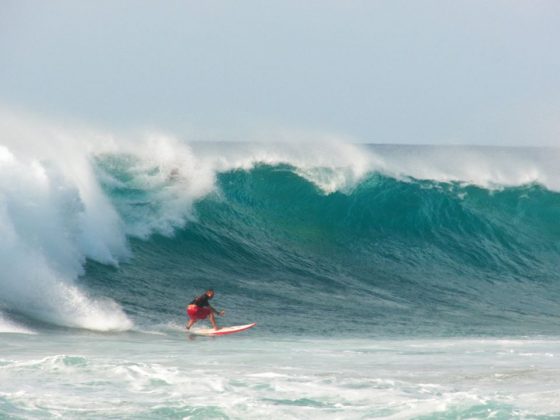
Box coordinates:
[205,289,215,299]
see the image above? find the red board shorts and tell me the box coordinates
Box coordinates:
[187,305,212,320]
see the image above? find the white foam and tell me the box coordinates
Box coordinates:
[99,134,217,238]
[2,335,560,418]
[0,111,132,331]
[372,145,560,191]
[189,141,560,194]
[0,312,35,334]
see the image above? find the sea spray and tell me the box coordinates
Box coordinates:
[0,116,131,331]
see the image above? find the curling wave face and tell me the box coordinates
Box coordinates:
[1,113,560,334]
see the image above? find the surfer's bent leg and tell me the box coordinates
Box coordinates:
[209,312,219,330]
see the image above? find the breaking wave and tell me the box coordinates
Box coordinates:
[1,111,560,334]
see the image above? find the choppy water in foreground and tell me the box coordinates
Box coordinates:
[2,332,560,419]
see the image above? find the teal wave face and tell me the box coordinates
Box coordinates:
[85,163,560,336]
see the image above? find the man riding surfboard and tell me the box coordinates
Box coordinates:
[186,289,224,330]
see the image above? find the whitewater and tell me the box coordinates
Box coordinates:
[1,113,560,418]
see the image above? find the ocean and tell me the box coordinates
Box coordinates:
[1,132,560,418]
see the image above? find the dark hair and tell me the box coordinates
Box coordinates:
[206,288,214,293]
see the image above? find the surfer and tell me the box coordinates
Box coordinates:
[186,289,225,330]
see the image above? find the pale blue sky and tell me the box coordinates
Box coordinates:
[1,0,559,145]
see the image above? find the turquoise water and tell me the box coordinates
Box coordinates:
[1,140,560,417]
[89,155,560,336]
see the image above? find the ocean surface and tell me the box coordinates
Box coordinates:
[1,129,560,418]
